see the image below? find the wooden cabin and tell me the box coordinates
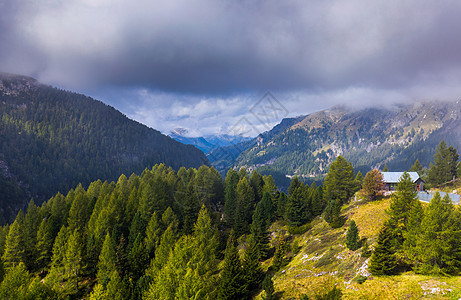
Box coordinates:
[381,172,424,192]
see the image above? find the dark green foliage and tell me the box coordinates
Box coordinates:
[388,172,418,246]
[242,236,264,292]
[323,156,355,227]
[234,177,255,237]
[285,178,309,226]
[346,220,359,251]
[262,274,275,300]
[218,230,245,300]
[0,75,208,224]
[369,223,397,275]
[382,164,389,172]
[276,192,288,219]
[224,169,239,226]
[428,141,459,186]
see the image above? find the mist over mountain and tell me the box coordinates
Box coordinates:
[0,73,208,223]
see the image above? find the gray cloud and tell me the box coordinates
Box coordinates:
[2,0,461,135]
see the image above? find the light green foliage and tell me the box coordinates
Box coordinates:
[97,233,116,285]
[2,212,24,269]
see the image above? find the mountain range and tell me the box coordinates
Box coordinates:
[220,101,461,186]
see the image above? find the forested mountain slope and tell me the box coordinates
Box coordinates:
[0,73,208,223]
[235,101,461,181]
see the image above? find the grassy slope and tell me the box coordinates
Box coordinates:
[260,197,461,300]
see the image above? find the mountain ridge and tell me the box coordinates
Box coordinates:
[0,73,209,223]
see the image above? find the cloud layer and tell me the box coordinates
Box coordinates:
[2,0,461,135]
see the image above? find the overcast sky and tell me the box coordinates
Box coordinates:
[2,0,461,136]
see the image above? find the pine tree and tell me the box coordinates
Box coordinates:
[97,233,117,286]
[23,200,41,271]
[276,192,288,219]
[2,211,24,269]
[0,262,30,299]
[285,182,308,226]
[129,233,148,280]
[369,223,397,275]
[64,230,82,294]
[251,200,270,259]
[144,211,162,258]
[415,192,460,274]
[428,141,459,186]
[217,230,245,300]
[35,219,53,271]
[234,177,255,237]
[346,220,360,251]
[323,156,356,206]
[242,235,263,292]
[388,171,418,246]
[354,171,364,192]
[46,226,68,291]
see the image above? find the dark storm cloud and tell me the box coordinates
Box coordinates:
[1,0,460,94]
[2,0,461,135]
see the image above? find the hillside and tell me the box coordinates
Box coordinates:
[262,196,461,299]
[234,102,461,183]
[0,73,208,223]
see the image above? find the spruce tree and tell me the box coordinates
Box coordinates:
[415,192,460,274]
[144,211,162,258]
[234,177,255,237]
[285,183,309,226]
[323,156,355,206]
[346,220,360,251]
[97,233,117,285]
[428,141,459,186]
[2,211,24,269]
[217,230,245,300]
[242,235,263,292]
[64,230,82,294]
[276,192,288,219]
[388,172,418,246]
[35,219,53,271]
[369,223,397,275]
[251,199,270,259]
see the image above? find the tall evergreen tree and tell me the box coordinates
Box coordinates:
[217,230,245,300]
[323,156,355,206]
[35,219,53,271]
[64,230,82,294]
[242,235,263,292]
[346,220,360,251]
[2,211,24,269]
[369,223,397,275]
[276,192,288,219]
[234,177,255,237]
[144,211,162,258]
[285,180,308,226]
[97,233,117,286]
[415,192,461,274]
[428,141,459,186]
[388,172,418,245]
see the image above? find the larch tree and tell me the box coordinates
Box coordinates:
[360,169,384,201]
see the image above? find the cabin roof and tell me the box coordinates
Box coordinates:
[381,172,423,183]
